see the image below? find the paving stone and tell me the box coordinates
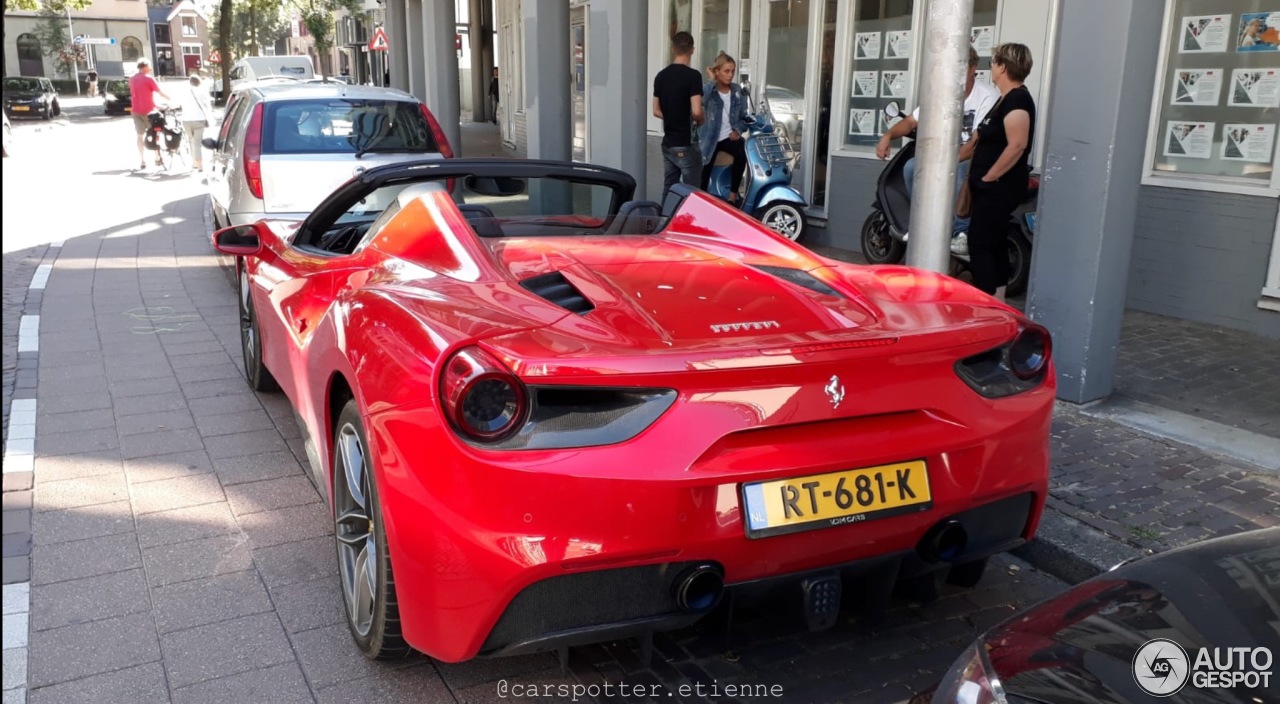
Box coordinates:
[37,375,110,398]
[1,646,26,691]
[212,450,305,486]
[26,661,169,704]
[172,661,315,704]
[269,575,345,634]
[295,622,427,690]
[143,532,254,587]
[112,391,192,418]
[31,452,122,483]
[31,531,141,587]
[160,612,297,688]
[34,391,113,415]
[1,613,26,649]
[119,427,206,462]
[194,409,275,439]
[224,475,321,517]
[34,428,119,457]
[239,503,332,549]
[1,534,30,558]
[204,429,290,459]
[1,473,31,493]
[36,408,115,435]
[1,510,31,537]
[130,473,225,516]
[315,663,453,704]
[116,409,197,437]
[175,363,244,384]
[30,568,151,631]
[26,613,161,688]
[435,652,561,691]
[1,493,31,512]
[33,473,129,513]
[110,376,183,399]
[187,393,264,418]
[2,557,30,584]
[164,341,229,357]
[31,501,133,546]
[169,351,236,371]
[135,500,239,549]
[124,449,214,486]
[152,569,274,634]
[253,536,335,589]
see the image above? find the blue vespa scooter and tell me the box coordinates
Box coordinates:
[705,97,808,241]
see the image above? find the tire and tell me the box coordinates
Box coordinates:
[333,399,411,660]
[52,100,60,117]
[238,262,279,392]
[860,211,906,264]
[758,201,805,241]
[1005,228,1032,297]
[42,105,52,121]
[156,134,175,171]
[946,557,988,589]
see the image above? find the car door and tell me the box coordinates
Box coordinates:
[209,94,249,224]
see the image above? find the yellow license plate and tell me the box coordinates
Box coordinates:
[742,460,931,538]
[12,106,29,111]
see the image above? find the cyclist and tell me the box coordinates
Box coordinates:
[129,58,171,171]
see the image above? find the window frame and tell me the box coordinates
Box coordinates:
[1141,0,1280,198]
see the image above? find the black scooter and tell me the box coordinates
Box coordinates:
[860,103,1036,296]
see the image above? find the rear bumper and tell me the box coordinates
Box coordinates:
[367,394,1052,662]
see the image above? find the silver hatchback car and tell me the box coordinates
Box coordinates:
[205,83,452,228]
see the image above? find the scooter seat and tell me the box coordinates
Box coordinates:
[713,151,735,167]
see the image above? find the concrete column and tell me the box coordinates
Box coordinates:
[467,0,490,122]
[522,0,571,160]
[405,0,427,102]
[386,0,410,91]
[587,0,648,200]
[423,0,462,152]
[479,0,495,116]
[1027,0,1165,403]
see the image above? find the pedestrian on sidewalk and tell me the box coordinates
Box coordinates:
[129,58,171,171]
[653,31,705,198]
[698,51,750,205]
[968,42,1036,303]
[178,74,213,172]
[489,67,500,124]
[87,69,98,98]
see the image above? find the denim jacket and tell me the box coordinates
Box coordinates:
[698,81,751,164]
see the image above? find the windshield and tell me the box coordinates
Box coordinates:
[4,78,42,92]
[262,99,438,155]
[104,80,130,95]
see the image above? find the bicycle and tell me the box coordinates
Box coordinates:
[145,106,189,171]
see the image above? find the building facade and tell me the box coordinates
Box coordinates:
[5,0,151,80]
[148,0,212,78]
[385,0,1279,402]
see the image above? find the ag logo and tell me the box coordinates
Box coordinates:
[1133,638,1190,696]
[824,375,845,410]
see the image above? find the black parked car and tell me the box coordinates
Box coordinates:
[102,79,132,115]
[3,76,60,120]
[915,528,1279,703]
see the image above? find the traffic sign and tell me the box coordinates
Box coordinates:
[368,26,389,51]
[209,49,221,64]
[74,36,116,45]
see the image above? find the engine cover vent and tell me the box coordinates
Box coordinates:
[752,265,844,298]
[520,271,595,315]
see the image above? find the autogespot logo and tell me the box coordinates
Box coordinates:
[1133,638,1190,697]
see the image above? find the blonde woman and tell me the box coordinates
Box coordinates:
[698,52,751,203]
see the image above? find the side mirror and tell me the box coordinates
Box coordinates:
[884,101,902,119]
[463,175,527,197]
[211,224,261,256]
[202,137,219,150]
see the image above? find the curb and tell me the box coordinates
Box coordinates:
[1013,501,1148,585]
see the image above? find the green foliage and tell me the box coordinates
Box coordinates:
[210,0,288,58]
[289,0,361,78]
[5,0,93,12]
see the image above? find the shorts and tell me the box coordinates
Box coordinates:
[133,113,151,136]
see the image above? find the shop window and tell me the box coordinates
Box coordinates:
[701,0,730,66]
[968,0,1000,85]
[1144,0,1280,195]
[668,0,693,39]
[842,0,915,150]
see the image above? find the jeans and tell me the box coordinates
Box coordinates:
[662,145,703,197]
[904,157,971,234]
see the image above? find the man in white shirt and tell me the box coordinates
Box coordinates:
[876,45,997,254]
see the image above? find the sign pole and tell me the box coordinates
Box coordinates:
[67,6,82,95]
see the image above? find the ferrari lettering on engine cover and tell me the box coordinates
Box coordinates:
[710,320,781,334]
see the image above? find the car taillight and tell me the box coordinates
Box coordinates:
[1008,325,1051,380]
[419,103,453,158]
[243,103,264,200]
[954,323,1053,399]
[441,346,527,443]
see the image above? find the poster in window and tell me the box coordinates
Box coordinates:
[852,71,878,98]
[975,70,991,85]
[1179,15,1230,53]
[971,26,995,57]
[881,71,910,99]
[1228,68,1280,106]
[1170,68,1223,106]
[1163,121,1215,159]
[849,109,875,136]
[1237,12,1280,52]
[1221,123,1276,161]
[885,31,912,59]
[855,32,881,60]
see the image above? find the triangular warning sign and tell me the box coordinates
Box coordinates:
[369,27,389,51]
[208,49,221,64]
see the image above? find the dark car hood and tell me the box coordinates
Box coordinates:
[985,528,1279,703]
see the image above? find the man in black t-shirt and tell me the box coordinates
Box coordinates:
[652,32,705,197]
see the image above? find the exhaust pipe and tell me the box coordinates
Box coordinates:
[920,520,968,563]
[673,564,725,612]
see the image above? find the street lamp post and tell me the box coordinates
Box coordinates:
[905,0,974,274]
[67,6,82,95]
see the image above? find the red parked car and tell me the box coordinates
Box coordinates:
[212,158,1055,663]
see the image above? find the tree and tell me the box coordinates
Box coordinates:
[218,0,232,101]
[290,0,360,80]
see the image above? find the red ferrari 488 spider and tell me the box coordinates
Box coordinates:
[212,158,1055,663]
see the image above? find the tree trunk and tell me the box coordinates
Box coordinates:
[219,0,233,102]
[249,4,258,56]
